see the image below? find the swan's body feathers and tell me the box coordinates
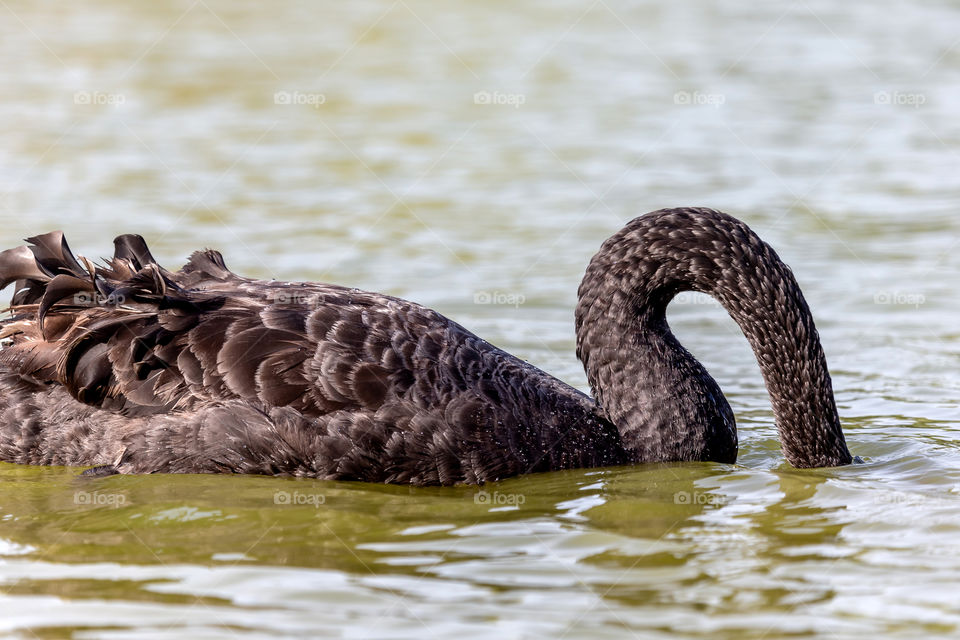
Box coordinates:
[0,232,623,484]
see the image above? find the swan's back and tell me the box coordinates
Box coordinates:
[0,232,622,484]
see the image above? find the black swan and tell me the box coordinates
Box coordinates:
[0,208,852,485]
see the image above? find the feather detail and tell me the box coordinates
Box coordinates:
[0,245,48,290]
[0,227,633,484]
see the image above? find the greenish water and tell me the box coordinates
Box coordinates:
[1,0,959,637]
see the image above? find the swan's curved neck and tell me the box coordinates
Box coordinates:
[575,208,852,468]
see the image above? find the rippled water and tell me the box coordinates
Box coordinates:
[1,0,959,637]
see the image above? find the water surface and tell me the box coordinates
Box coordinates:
[1,0,959,637]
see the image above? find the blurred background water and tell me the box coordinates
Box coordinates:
[0,0,959,638]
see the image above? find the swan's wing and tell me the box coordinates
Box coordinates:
[0,232,497,423]
[0,232,619,483]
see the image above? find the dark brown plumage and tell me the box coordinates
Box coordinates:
[0,208,852,485]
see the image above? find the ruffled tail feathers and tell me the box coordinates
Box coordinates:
[112,233,157,271]
[0,231,195,341]
[0,231,236,411]
[0,244,47,290]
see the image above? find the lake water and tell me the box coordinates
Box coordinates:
[1,0,959,637]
